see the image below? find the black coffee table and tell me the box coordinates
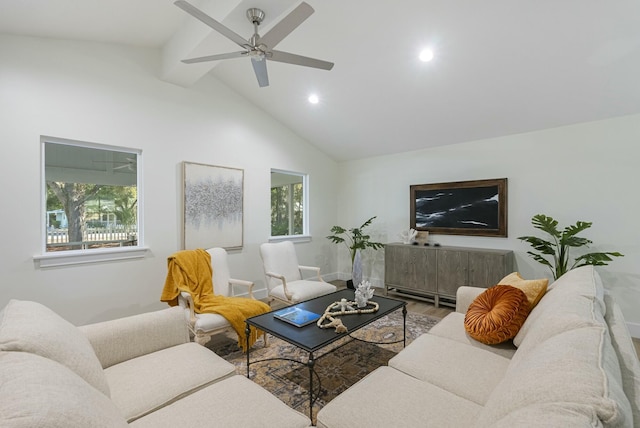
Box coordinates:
[244,289,406,424]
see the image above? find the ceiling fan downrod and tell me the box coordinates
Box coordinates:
[247,8,267,57]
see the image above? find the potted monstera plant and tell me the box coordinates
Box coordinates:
[518,214,623,280]
[327,216,384,289]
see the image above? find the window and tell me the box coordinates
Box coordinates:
[270,169,308,239]
[35,136,146,267]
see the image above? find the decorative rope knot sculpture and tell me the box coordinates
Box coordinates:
[316,298,380,333]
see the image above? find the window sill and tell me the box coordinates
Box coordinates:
[268,235,312,244]
[33,246,150,269]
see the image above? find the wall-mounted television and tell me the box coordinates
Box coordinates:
[410,178,508,237]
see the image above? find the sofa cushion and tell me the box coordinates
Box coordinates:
[547,265,605,312]
[498,272,548,310]
[0,299,110,396]
[488,403,605,427]
[389,333,511,405]
[464,285,530,345]
[270,280,337,303]
[513,278,606,350]
[80,306,189,369]
[317,366,482,428]
[603,293,640,427]
[105,342,236,422]
[129,375,310,428]
[428,312,517,359]
[0,351,127,428]
[478,326,633,427]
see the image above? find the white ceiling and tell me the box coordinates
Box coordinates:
[2,0,640,161]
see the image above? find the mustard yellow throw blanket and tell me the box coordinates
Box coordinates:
[160,249,270,352]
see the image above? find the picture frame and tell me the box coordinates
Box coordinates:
[410,178,508,237]
[183,162,244,250]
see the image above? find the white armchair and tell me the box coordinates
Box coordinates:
[177,247,262,346]
[259,241,337,306]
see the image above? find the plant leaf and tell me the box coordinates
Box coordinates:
[530,214,561,238]
[326,235,345,244]
[526,251,554,269]
[574,251,624,266]
[560,236,592,248]
[562,221,592,238]
[330,226,346,234]
[559,221,592,248]
[359,216,376,230]
[518,236,556,255]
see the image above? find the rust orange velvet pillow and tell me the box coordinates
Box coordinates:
[464,285,531,345]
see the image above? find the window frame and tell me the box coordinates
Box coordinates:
[269,169,310,243]
[33,136,148,268]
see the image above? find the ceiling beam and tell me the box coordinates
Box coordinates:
[161,0,242,87]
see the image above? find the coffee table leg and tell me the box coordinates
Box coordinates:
[245,323,251,378]
[402,305,407,347]
[308,352,315,424]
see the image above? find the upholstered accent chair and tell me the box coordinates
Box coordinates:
[259,241,337,306]
[177,247,263,345]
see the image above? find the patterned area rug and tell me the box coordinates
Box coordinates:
[206,311,440,420]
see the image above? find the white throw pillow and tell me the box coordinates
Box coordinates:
[0,351,127,427]
[0,299,110,396]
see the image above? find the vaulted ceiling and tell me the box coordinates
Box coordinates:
[2,0,640,161]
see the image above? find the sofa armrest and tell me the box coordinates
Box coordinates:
[456,286,486,314]
[79,306,189,369]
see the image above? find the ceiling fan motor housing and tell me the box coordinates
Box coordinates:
[246,8,265,25]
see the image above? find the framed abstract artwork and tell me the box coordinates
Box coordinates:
[410,178,508,237]
[183,162,243,250]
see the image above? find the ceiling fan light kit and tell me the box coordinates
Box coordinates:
[174,0,334,88]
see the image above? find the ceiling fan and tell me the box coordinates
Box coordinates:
[174,0,334,87]
[93,158,136,171]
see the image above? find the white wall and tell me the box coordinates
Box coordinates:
[0,34,338,325]
[2,33,639,335]
[336,115,640,330]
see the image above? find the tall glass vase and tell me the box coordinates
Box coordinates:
[352,249,363,290]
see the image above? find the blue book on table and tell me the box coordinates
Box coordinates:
[274,307,321,327]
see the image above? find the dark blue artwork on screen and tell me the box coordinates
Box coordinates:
[415,185,499,229]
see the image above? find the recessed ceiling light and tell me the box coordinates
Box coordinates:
[308,94,319,104]
[419,48,434,62]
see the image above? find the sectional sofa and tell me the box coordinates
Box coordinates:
[0,301,310,427]
[317,266,640,427]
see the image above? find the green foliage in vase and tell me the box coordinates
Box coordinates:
[518,214,623,280]
[327,216,384,265]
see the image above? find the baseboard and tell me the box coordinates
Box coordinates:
[320,272,341,283]
[627,321,640,339]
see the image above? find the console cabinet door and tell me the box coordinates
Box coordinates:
[468,252,511,287]
[436,250,468,298]
[385,245,436,293]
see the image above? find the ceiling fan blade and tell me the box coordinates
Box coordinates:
[270,50,334,70]
[251,58,269,87]
[258,2,314,49]
[174,0,250,49]
[182,51,246,64]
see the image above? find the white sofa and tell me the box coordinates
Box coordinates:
[317,266,640,427]
[0,301,310,428]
